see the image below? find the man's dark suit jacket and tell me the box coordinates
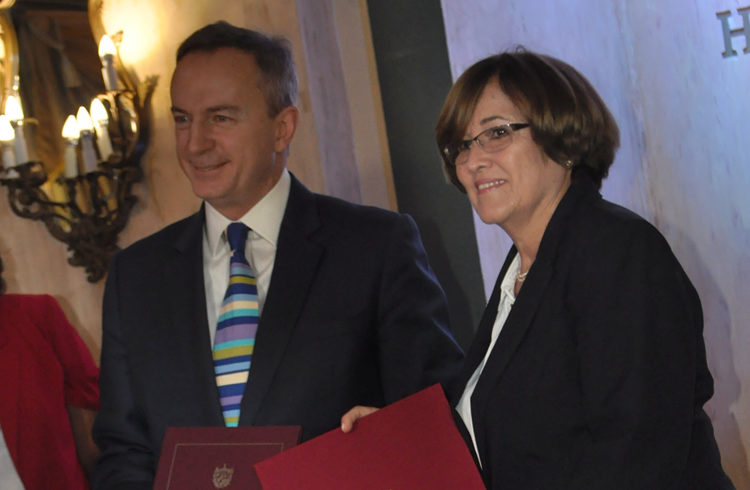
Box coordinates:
[453,177,733,489]
[92,175,463,489]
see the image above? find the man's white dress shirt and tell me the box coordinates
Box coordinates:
[202,170,290,344]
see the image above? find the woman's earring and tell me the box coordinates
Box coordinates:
[564,160,574,170]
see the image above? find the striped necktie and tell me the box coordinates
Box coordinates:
[213,222,259,427]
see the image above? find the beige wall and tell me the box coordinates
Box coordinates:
[0,0,393,360]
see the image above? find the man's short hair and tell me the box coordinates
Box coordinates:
[177,21,298,116]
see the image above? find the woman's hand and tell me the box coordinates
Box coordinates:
[340,405,379,433]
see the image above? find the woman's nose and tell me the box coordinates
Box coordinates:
[461,143,487,172]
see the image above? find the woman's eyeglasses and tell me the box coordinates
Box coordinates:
[443,122,529,167]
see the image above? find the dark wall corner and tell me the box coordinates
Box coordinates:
[366,0,485,348]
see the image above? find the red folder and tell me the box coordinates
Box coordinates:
[153,425,300,490]
[255,384,485,489]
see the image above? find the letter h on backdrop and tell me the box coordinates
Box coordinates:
[717,6,750,57]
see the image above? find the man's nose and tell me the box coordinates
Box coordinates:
[186,121,214,154]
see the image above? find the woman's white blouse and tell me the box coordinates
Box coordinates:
[456,252,521,467]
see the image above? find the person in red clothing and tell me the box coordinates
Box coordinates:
[0,253,100,489]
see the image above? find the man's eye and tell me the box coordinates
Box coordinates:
[173,115,189,126]
[213,114,231,123]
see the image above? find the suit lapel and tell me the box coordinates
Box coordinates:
[450,250,514,405]
[164,207,224,424]
[472,258,556,402]
[240,176,324,424]
[470,179,593,459]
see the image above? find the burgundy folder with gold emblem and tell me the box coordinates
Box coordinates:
[255,384,485,489]
[153,425,301,489]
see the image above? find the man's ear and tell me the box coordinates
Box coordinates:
[273,105,299,153]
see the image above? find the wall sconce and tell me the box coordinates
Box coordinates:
[0,11,156,282]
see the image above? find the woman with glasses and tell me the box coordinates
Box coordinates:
[344,48,733,489]
[434,49,732,489]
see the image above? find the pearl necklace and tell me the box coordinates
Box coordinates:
[516,270,529,282]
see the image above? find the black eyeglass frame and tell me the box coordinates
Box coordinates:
[442,122,530,167]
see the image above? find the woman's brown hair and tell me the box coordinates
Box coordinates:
[436,48,620,192]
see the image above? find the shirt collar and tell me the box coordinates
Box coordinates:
[204,169,291,256]
[499,252,522,304]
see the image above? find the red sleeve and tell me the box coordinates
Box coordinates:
[32,295,100,410]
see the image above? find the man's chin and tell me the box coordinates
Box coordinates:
[190,183,226,204]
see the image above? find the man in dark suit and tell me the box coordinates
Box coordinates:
[92,21,462,489]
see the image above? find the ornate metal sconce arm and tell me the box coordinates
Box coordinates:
[0,43,156,282]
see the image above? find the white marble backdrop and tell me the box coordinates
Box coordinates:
[440,0,750,485]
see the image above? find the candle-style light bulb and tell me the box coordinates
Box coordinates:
[90,98,108,123]
[98,34,119,91]
[62,115,79,177]
[90,98,113,161]
[76,106,94,133]
[0,115,14,142]
[4,94,29,163]
[76,106,98,173]
[98,34,117,58]
[62,114,79,141]
[0,115,16,169]
[4,95,24,122]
